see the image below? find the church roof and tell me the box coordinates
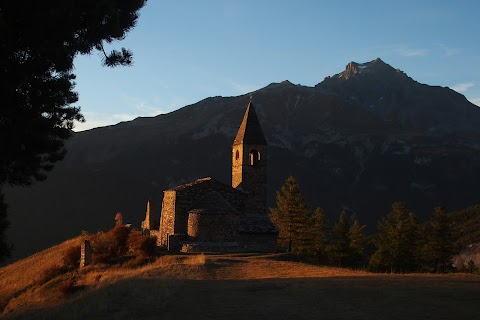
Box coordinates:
[233,102,267,146]
[165,177,244,194]
[187,191,241,216]
[166,177,216,191]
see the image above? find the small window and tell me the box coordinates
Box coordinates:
[249,150,261,166]
[235,150,240,160]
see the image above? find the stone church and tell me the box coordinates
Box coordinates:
[142,101,278,252]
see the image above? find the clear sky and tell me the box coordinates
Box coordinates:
[73,0,480,131]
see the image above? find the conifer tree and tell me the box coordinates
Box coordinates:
[0,1,146,260]
[422,207,455,272]
[310,207,329,260]
[348,219,367,267]
[329,211,351,266]
[270,176,311,253]
[369,202,420,272]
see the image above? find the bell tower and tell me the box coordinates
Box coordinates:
[232,100,267,215]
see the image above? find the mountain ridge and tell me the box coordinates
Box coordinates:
[4,58,480,262]
[316,58,480,134]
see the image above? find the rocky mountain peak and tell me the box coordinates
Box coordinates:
[339,58,396,80]
[263,80,297,91]
[316,58,480,134]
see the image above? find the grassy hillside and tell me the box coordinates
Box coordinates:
[1,238,480,319]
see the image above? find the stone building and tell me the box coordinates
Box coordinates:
[143,102,277,252]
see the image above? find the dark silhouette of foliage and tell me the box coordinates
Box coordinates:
[0,0,147,260]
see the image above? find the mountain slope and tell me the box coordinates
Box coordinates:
[5,59,480,262]
[316,58,480,134]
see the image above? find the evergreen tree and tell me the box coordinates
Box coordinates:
[348,219,367,267]
[310,207,329,261]
[369,202,420,272]
[270,176,311,253]
[329,211,351,266]
[0,1,147,260]
[422,207,455,272]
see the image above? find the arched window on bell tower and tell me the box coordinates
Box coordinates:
[249,149,260,166]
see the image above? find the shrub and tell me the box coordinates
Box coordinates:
[89,225,133,264]
[127,232,157,257]
[140,236,157,256]
[126,232,143,253]
[63,245,81,270]
[111,225,130,254]
[90,231,114,255]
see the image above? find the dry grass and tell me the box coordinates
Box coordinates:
[2,244,480,319]
[0,237,83,311]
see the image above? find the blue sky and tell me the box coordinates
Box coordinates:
[73,1,480,131]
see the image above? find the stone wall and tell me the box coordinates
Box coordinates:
[143,200,154,230]
[159,177,275,252]
[187,212,239,242]
[232,144,244,188]
[158,190,176,246]
[160,179,246,248]
[80,239,92,267]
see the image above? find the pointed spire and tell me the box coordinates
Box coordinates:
[143,199,153,230]
[233,101,267,146]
